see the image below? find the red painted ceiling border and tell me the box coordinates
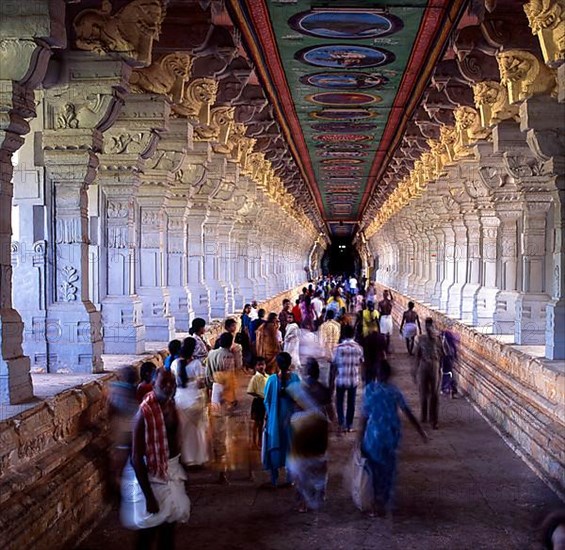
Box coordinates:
[359,0,468,217]
[228,0,326,226]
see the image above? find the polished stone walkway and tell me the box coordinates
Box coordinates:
[78,336,562,550]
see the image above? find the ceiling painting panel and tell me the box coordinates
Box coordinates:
[230,0,466,235]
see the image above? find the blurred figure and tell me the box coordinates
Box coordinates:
[542,510,565,550]
[319,309,341,362]
[300,295,316,332]
[440,328,459,398]
[359,360,427,517]
[207,333,238,484]
[137,362,156,403]
[278,299,294,338]
[247,356,269,449]
[283,321,301,370]
[377,290,394,353]
[171,338,209,467]
[287,359,330,512]
[164,339,181,371]
[262,352,300,487]
[363,331,388,384]
[414,318,442,430]
[249,300,259,321]
[399,302,421,355]
[108,365,138,498]
[292,299,303,326]
[255,312,282,373]
[189,318,210,363]
[361,301,380,340]
[124,370,190,546]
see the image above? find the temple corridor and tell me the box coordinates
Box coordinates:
[78,342,562,550]
[0,0,564,548]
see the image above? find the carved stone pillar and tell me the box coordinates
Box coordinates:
[460,212,481,325]
[96,96,166,354]
[42,53,131,372]
[475,215,501,328]
[439,222,456,314]
[0,0,65,401]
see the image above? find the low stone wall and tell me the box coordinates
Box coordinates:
[374,283,565,498]
[0,284,305,550]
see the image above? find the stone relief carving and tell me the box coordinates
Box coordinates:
[523,0,565,66]
[478,165,506,189]
[454,106,491,158]
[107,201,130,218]
[194,106,235,148]
[503,152,549,178]
[56,103,79,129]
[439,125,457,163]
[472,80,520,127]
[104,131,154,155]
[55,219,83,244]
[130,52,193,102]
[107,226,129,248]
[497,49,557,103]
[73,0,166,66]
[172,78,219,124]
[147,149,186,173]
[58,266,79,302]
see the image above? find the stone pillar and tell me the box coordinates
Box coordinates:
[96,95,167,354]
[515,199,552,345]
[0,0,65,401]
[137,181,175,343]
[42,53,131,372]
[494,209,521,334]
[439,223,456,313]
[475,215,501,329]
[12,114,49,372]
[460,212,481,325]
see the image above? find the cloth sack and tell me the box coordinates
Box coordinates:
[350,447,374,512]
[121,455,190,530]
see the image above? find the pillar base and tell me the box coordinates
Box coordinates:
[101,297,146,355]
[138,289,175,343]
[169,287,194,333]
[461,283,481,325]
[45,303,104,373]
[546,298,565,360]
[190,283,211,322]
[446,282,464,319]
[475,287,499,331]
[515,292,550,345]
[208,282,230,320]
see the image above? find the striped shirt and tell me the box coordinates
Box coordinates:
[334,339,363,387]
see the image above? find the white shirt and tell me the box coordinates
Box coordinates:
[249,307,258,321]
[349,277,358,289]
[312,297,324,318]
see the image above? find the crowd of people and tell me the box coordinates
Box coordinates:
[109,275,463,547]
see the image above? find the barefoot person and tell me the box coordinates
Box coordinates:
[359,360,427,517]
[125,369,190,547]
[399,301,421,355]
[247,357,269,449]
[377,290,394,353]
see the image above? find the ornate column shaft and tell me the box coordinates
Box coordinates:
[0,0,65,402]
[42,53,131,373]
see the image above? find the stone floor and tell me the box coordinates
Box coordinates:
[77,337,563,550]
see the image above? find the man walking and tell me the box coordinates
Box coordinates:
[333,324,363,432]
[377,290,394,353]
[413,317,442,430]
[129,369,191,546]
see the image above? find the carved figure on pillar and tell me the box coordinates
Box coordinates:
[73,0,166,66]
[473,80,520,127]
[523,0,565,67]
[497,49,557,103]
[173,78,219,124]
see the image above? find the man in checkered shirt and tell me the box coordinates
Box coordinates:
[333,324,364,432]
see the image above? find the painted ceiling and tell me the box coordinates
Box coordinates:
[230,0,465,236]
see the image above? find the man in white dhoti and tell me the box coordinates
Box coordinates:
[123,369,190,548]
[377,290,394,353]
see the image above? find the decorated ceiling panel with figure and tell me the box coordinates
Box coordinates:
[229,0,466,236]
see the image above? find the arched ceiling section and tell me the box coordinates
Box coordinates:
[228,0,467,237]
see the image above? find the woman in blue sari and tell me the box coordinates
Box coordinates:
[360,360,427,516]
[262,352,300,487]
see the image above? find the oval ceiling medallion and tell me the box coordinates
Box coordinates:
[314,134,372,142]
[318,142,370,149]
[295,44,395,69]
[317,150,368,158]
[321,158,365,165]
[300,71,390,90]
[310,108,378,121]
[288,10,403,40]
[306,92,382,106]
[310,122,378,133]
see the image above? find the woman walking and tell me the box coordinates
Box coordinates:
[171,338,210,466]
[360,360,427,516]
[262,352,300,487]
[255,312,282,373]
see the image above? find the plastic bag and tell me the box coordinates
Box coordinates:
[350,447,374,512]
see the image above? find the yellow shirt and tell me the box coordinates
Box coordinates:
[247,371,269,398]
[362,309,380,338]
[319,319,341,360]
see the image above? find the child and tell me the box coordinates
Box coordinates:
[136,361,156,403]
[163,339,181,371]
[247,357,269,449]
